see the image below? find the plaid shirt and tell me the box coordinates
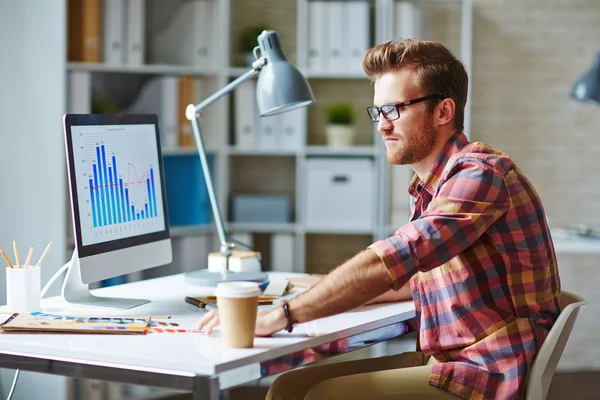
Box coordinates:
[369,132,561,400]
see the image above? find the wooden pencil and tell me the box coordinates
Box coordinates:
[13,241,20,268]
[0,248,14,268]
[36,241,52,267]
[23,246,34,268]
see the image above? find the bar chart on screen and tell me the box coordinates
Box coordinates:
[70,123,166,246]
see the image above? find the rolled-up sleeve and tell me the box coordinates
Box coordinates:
[369,157,511,291]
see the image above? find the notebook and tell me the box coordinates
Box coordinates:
[0,312,150,334]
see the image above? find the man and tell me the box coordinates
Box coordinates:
[193,39,561,400]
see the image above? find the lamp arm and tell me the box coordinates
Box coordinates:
[184,62,264,275]
[185,64,262,119]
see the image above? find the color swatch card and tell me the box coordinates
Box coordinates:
[0,312,150,335]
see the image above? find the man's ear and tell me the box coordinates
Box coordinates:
[435,98,455,127]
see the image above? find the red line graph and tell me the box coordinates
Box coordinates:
[91,163,153,201]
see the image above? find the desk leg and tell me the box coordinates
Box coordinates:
[193,376,220,400]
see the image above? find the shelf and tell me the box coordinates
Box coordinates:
[162,147,198,156]
[227,147,299,157]
[228,222,297,234]
[170,224,214,237]
[305,227,376,235]
[67,62,217,76]
[306,145,377,157]
[228,67,367,80]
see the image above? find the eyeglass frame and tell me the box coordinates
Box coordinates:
[366,94,447,122]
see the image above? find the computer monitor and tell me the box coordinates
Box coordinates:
[63,114,172,309]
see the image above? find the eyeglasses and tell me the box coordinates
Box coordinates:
[366,94,446,122]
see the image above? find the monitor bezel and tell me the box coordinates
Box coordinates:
[63,114,171,259]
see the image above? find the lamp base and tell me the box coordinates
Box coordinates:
[184,269,269,287]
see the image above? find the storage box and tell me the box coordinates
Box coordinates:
[231,195,291,223]
[305,158,374,230]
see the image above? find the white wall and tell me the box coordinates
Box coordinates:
[0,1,68,398]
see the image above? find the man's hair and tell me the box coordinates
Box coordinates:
[362,39,468,131]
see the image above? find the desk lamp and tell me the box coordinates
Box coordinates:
[571,52,600,104]
[184,30,315,286]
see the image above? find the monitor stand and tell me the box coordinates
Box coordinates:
[61,249,150,310]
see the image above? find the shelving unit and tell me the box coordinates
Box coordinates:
[64,0,473,277]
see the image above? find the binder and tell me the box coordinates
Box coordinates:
[102,0,126,65]
[82,0,102,62]
[125,0,145,65]
[68,71,92,113]
[343,1,370,72]
[325,1,344,72]
[125,76,179,150]
[271,234,295,273]
[308,1,328,73]
[178,76,198,148]
[277,107,306,151]
[149,0,212,67]
[395,1,421,39]
[234,80,260,150]
[258,115,279,150]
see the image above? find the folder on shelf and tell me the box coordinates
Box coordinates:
[278,107,306,151]
[148,0,213,67]
[308,0,328,73]
[125,0,145,65]
[234,80,260,150]
[271,234,295,273]
[103,0,126,65]
[126,76,179,149]
[325,1,344,72]
[343,0,370,72]
[68,71,92,113]
[395,1,422,39]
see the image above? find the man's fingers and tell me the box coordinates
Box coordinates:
[203,315,220,336]
[191,310,217,332]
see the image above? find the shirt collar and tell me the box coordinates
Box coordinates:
[409,131,469,197]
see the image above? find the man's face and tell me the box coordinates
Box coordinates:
[373,70,437,166]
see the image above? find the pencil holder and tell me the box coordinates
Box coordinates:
[6,266,41,312]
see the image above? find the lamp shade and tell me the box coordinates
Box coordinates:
[255,30,315,116]
[571,52,600,104]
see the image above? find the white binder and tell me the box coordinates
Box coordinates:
[395,1,422,39]
[326,1,345,72]
[271,234,295,273]
[343,1,370,73]
[68,71,92,113]
[126,76,179,150]
[234,80,259,150]
[124,0,145,66]
[308,1,327,73]
[258,115,279,150]
[277,107,306,151]
[103,0,126,65]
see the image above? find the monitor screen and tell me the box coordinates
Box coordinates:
[64,114,171,286]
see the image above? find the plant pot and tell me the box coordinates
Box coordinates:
[325,124,356,147]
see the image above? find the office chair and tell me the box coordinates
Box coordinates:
[526,291,587,400]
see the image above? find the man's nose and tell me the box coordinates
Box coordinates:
[377,116,393,133]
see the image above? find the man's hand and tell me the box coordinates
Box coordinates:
[191,306,288,337]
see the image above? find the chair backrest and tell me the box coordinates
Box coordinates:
[526,291,587,400]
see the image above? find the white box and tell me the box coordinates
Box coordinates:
[208,251,262,273]
[305,158,374,230]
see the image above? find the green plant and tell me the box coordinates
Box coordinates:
[325,102,355,125]
[239,26,269,53]
[91,91,119,114]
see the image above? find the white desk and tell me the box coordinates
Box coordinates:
[0,273,415,399]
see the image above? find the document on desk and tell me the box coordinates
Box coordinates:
[0,313,150,334]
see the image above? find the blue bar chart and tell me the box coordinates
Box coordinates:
[88,144,158,228]
[71,123,166,247]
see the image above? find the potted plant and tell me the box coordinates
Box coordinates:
[239,25,269,66]
[325,102,356,147]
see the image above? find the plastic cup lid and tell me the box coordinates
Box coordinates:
[214,281,261,298]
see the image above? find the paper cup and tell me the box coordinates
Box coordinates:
[215,282,261,348]
[6,266,41,312]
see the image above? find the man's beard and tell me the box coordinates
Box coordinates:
[387,117,436,165]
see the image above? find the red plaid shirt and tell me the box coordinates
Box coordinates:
[369,132,561,400]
